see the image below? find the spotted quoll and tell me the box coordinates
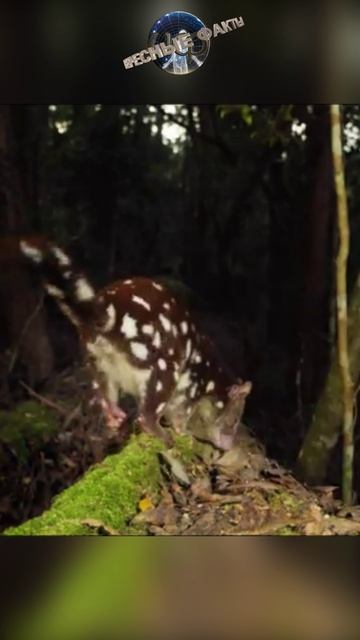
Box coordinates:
[19,236,252,449]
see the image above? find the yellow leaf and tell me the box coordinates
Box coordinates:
[138,497,154,512]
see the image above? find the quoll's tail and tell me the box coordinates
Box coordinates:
[19,236,98,328]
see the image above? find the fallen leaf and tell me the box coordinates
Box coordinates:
[159,451,191,487]
[138,497,154,512]
[170,483,188,507]
[191,476,212,501]
[216,446,249,474]
[132,491,179,528]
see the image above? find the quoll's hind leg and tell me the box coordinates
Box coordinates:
[137,365,177,446]
[137,412,173,447]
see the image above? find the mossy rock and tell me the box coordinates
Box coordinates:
[3,433,195,536]
[0,400,59,462]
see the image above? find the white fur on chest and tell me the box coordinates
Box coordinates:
[86,336,151,404]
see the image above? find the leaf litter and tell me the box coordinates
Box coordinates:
[1,364,360,535]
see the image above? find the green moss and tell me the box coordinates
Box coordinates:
[171,433,196,465]
[275,526,299,536]
[4,434,166,536]
[268,490,302,514]
[0,401,59,462]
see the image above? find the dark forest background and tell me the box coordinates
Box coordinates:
[1,104,360,494]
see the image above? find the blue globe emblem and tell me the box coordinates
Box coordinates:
[148,11,210,75]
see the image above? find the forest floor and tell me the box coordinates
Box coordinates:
[1,365,360,535]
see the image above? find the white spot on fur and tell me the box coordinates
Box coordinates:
[163,302,171,310]
[193,352,202,364]
[158,358,167,371]
[174,370,180,382]
[102,304,116,332]
[216,401,224,409]
[152,282,163,291]
[51,246,71,266]
[92,380,99,390]
[171,392,186,407]
[57,300,80,327]
[185,339,192,359]
[206,380,215,393]
[142,324,154,336]
[156,380,163,392]
[178,370,192,391]
[159,314,171,332]
[168,348,174,356]
[86,335,151,402]
[189,385,197,399]
[63,270,72,279]
[133,295,151,311]
[20,241,43,263]
[123,279,133,285]
[153,332,161,348]
[180,321,188,335]
[156,402,165,415]
[75,278,95,301]
[45,283,65,299]
[131,342,148,360]
[172,325,178,338]
[120,313,137,339]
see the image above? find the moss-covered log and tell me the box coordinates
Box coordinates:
[297,274,360,483]
[4,434,193,535]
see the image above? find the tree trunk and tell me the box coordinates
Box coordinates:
[297,106,335,408]
[297,273,360,484]
[0,107,54,387]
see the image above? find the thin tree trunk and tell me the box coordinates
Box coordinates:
[330,105,354,504]
[297,273,360,484]
[297,106,354,498]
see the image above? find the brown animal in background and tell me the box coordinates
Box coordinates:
[0,235,54,387]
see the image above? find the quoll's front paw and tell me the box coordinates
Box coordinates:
[89,388,127,430]
[103,403,127,431]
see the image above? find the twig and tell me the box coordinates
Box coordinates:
[63,403,82,429]
[19,380,68,416]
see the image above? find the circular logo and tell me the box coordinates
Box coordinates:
[148,11,210,75]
